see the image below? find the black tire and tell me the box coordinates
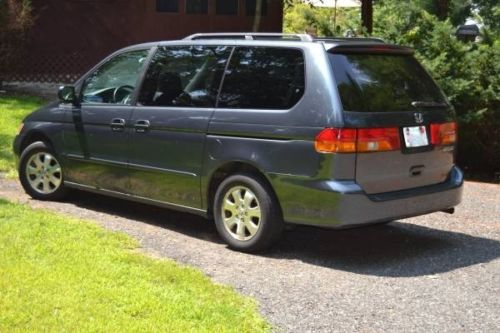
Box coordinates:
[18,141,68,201]
[213,173,283,253]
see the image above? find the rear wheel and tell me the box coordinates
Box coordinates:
[213,173,283,252]
[19,141,68,201]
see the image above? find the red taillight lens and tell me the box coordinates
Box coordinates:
[315,127,400,153]
[431,122,457,145]
[315,128,357,153]
[357,127,400,152]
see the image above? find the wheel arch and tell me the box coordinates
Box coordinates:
[20,130,54,153]
[205,161,281,218]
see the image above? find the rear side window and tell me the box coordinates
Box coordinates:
[218,47,305,109]
[329,53,447,112]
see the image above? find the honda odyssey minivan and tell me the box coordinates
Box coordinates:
[14,33,463,252]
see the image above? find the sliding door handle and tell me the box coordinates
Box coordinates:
[134,120,150,133]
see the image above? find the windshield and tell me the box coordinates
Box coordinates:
[328,53,447,112]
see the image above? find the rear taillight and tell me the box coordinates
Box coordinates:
[430,122,456,145]
[357,128,400,152]
[315,127,400,153]
[314,128,356,153]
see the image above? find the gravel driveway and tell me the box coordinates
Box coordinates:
[1,178,498,332]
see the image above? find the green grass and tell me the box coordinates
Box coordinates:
[0,94,45,177]
[0,199,269,332]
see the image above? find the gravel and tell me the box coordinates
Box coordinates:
[1,179,498,332]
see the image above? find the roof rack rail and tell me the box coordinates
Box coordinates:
[314,37,385,43]
[184,33,314,42]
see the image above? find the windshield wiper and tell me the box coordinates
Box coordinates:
[411,101,449,108]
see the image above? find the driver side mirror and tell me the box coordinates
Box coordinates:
[58,85,78,105]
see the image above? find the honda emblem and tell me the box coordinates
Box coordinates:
[414,113,424,124]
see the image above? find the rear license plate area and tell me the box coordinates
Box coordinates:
[403,126,429,148]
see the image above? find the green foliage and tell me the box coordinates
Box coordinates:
[373,1,500,178]
[0,95,45,177]
[284,0,499,178]
[474,0,500,33]
[0,199,269,332]
[283,1,361,36]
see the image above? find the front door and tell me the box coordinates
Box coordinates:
[127,45,232,208]
[63,49,150,192]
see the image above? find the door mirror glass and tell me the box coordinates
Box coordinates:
[58,85,77,104]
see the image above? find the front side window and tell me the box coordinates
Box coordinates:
[81,50,149,105]
[218,47,305,109]
[138,45,232,107]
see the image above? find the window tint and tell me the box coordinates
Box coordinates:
[138,46,232,107]
[216,0,238,15]
[81,50,149,105]
[218,47,305,109]
[246,0,267,16]
[156,0,178,12]
[186,0,208,13]
[329,53,447,112]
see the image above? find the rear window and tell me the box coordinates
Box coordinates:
[329,53,447,112]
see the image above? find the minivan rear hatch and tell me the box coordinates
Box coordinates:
[328,44,456,194]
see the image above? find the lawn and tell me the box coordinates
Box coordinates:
[0,199,269,332]
[0,94,269,332]
[0,94,45,177]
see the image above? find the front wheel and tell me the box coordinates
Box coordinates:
[213,173,283,253]
[18,141,68,201]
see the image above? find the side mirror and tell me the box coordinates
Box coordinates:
[58,85,77,104]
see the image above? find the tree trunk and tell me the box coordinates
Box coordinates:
[436,0,450,20]
[252,0,263,32]
[361,0,373,34]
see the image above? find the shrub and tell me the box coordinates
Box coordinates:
[374,2,500,180]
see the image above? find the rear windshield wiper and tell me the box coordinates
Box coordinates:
[411,101,449,108]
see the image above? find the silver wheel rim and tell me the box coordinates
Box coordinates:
[25,152,62,195]
[221,186,262,241]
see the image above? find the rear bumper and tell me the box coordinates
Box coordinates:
[274,166,463,228]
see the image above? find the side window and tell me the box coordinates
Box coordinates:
[186,0,208,14]
[81,50,149,105]
[138,45,232,107]
[156,0,179,12]
[216,0,238,15]
[218,47,305,109]
[246,0,268,16]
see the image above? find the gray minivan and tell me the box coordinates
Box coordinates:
[14,33,463,252]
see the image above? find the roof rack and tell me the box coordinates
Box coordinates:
[314,37,385,43]
[184,33,314,42]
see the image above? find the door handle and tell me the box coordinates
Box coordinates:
[110,118,126,132]
[134,120,150,133]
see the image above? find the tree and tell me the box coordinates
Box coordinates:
[0,0,34,86]
[284,0,499,179]
[372,0,500,179]
[283,0,361,36]
[361,0,373,33]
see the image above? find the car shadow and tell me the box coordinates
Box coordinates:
[68,190,222,243]
[68,190,500,278]
[272,223,500,277]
